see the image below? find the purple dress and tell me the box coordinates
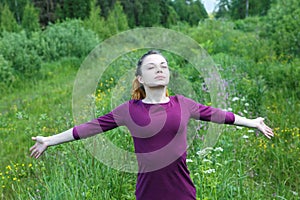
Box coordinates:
[73,95,235,200]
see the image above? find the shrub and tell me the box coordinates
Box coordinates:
[0,31,41,78]
[35,19,99,61]
[0,55,15,88]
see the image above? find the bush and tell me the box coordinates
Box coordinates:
[264,0,300,57]
[35,19,99,61]
[184,19,276,62]
[0,55,15,88]
[0,31,41,78]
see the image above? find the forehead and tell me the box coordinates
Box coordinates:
[142,54,167,65]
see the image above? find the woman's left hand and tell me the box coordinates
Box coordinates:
[253,117,274,139]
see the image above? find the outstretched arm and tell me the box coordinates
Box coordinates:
[30,128,74,159]
[234,114,274,139]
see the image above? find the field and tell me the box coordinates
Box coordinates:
[1,48,299,199]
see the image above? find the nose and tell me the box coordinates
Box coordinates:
[155,65,163,73]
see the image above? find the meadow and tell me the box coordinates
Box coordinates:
[1,18,300,200]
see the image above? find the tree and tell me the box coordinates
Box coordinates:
[106,1,128,36]
[215,0,272,19]
[0,0,27,23]
[22,2,40,34]
[0,3,21,32]
[55,0,91,20]
[188,0,208,25]
[215,0,230,19]
[32,0,58,26]
[83,0,108,39]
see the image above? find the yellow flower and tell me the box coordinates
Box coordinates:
[6,165,11,170]
[28,164,33,168]
[13,177,17,181]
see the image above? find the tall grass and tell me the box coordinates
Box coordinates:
[1,55,299,200]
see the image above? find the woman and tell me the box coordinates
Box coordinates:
[30,50,274,200]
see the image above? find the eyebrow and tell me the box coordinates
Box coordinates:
[145,62,167,65]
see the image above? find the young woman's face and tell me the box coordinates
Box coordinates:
[138,54,170,87]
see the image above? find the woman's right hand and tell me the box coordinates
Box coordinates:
[30,136,49,159]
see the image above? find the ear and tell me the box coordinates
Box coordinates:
[137,75,144,84]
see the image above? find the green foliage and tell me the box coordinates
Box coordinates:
[170,0,208,25]
[0,3,21,32]
[183,20,275,62]
[21,2,40,34]
[0,0,27,24]
[137,0,161,27]
[215,0,272,20]
[106,1,129,35]
[83,0,108,40]
[0,31,41,78]
[55,0,91,20]
[264,0,300,57]
[35,19,99,61]
[0,54,15,89]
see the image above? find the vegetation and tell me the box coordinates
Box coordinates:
[0,0,299,199]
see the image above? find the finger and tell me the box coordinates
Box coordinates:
[29,144,37,152]
[30,149,37,157]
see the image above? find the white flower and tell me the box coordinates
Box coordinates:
[241,97,246,101]
[202,159,213,164]
[236,126,244,130]
[243,109,248,113]
[186,159,193,163]
[244,103,249,107]
[214,147,223,152]
[203,169,216,174]
[242,135,249,139]
[196,147,213,156]
[232,97,239,102]
[247,130,255,133]
[227,107,233,111]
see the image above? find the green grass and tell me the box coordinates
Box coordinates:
[1,57,299,200]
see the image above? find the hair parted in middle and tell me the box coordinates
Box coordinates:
[131,50,169,100]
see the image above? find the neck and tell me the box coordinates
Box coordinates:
[142,86,169,104]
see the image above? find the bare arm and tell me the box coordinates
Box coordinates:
[30,128,75,159]
[233,114,274,139]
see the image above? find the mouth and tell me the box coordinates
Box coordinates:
[155,76,166,79]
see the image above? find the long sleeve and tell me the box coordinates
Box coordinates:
[180,95,235,124]
[73,102,127,140]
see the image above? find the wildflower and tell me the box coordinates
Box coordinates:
[28,164,33,168]
[6,165,11,170]
[232,97,239,102]
[247,130,255,133]
[236,126,243,130]
[243,109,248,113]
[13,177,17,181]
[244,103,249,107]
[242,135,249,139]
[227,107,233,112]
[202,159,213,164]
[186,159,193,163]
[214,147,223,152]
[203,169,215,174]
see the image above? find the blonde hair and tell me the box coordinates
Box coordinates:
[131,50,169,100]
